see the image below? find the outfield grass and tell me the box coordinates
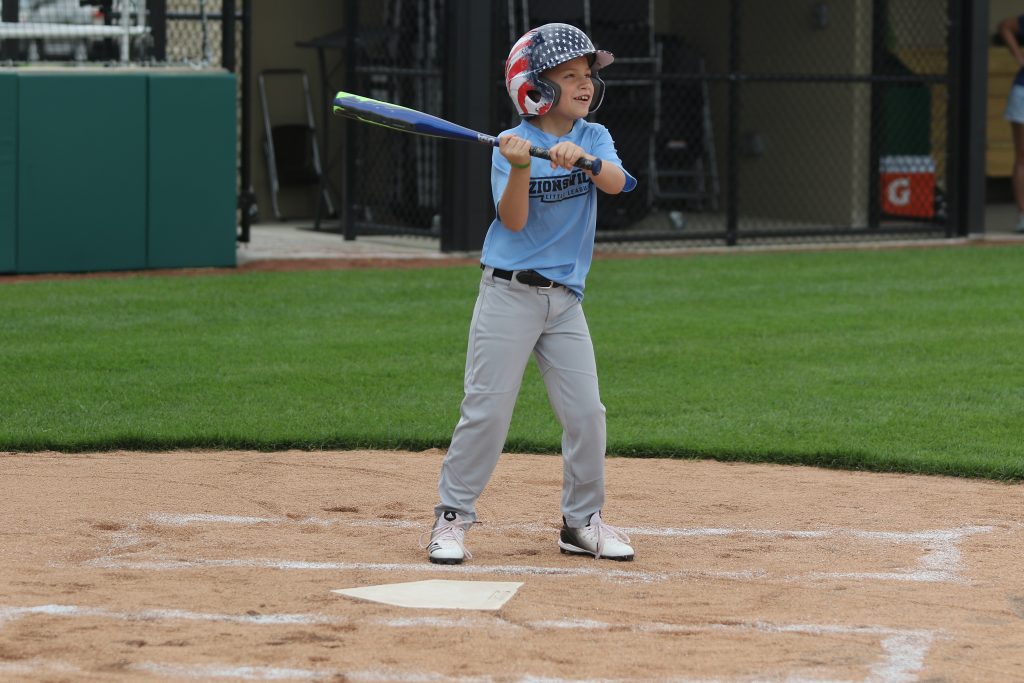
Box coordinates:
[1,245,1022,479]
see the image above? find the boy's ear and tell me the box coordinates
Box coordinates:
[535,76,561,112]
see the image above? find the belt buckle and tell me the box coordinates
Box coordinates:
[536,279,556,290]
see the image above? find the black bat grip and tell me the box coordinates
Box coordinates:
[528,145,602,174]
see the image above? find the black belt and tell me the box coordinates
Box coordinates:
[488,266,561,289]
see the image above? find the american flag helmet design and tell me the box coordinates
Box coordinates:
[505,23,614,118]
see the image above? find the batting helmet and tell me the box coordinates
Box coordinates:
[504,23,614,118]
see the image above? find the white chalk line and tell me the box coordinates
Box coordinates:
[0,604,938,683]
[150,513,280,526]
[144,512,997,542]
[128,513,1000,584]
[0,658,82,677]
[0,604,341,627]
[134,662,331,681]
[84,556,698,583]
[129,661,841,683]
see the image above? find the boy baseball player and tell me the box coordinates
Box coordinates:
[425,23,637,564]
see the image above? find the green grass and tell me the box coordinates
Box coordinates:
[1,245,1022,479]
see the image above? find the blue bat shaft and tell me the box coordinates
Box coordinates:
[333,91,601,174]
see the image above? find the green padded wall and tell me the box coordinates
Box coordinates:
[148,72,237,268]
[18,73,147,273]
[0,74,15,273]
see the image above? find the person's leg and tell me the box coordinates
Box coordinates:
[435,271,546,522]
[533,290,634,561]
[532,288,606,529]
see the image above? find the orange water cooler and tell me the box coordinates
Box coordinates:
[879,156,936,219]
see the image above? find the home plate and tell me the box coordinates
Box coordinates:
[332,579,523,610]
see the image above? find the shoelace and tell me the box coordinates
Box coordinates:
[590,513,631,560]
[419,518,474,560]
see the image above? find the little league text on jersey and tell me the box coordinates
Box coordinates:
[529,170,592,203]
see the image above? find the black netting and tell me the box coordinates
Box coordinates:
[335,0,445,235]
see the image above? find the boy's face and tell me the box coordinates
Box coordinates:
[544,56,594,120]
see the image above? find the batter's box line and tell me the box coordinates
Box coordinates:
[0,604,942,683]
[84,556,695,584]
[126,513,999,584]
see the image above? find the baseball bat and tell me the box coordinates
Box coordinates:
[332,91,602,174]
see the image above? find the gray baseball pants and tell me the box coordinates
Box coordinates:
[435,267,606,529]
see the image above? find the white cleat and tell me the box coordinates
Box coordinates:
[422,510,473,565]
[558,511,634,561]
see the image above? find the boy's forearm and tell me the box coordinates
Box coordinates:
[589,161,627,194]
[497,167,531,231]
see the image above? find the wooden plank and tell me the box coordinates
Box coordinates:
[987,148,1014,177]
[988,48,1020,177]
[989,47,1020,73]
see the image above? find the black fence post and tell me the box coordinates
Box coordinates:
[947,0,988,236]
[725,0,741,246]
[1,0,19,61]
[221,0,235,72]
[441,1,494,252]
[342,0,358,241]
[238,0,254,242]
[867,0,887,229]
[945,0,962,238]
[149,0,167,62]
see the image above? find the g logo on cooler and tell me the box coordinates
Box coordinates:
[887,178,911,207]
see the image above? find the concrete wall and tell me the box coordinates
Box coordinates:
[890,0,949,48]
[990,0,1021,34]
[648,1,958,227]
[249,0,345,221]
[739,1,873,225]
[656,2,872,225]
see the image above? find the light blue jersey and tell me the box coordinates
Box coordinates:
[480,118,636,299]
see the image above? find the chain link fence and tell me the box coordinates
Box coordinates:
[0,0,241,66]
[162,0,241,69]
[335,0,446,236]
[2,0,957,247]
[338,0,955,246]
[0,0,151,63]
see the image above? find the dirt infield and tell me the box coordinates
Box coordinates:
[1,449,1021,682]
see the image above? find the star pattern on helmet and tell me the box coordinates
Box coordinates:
[529,24,593,73]
[505,23,612,117]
